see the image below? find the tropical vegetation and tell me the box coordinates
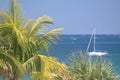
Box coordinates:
[67,51,118,80]
[0,0,65,80]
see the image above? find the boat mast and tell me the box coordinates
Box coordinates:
[93,28,96,51]
[86,28,96,53]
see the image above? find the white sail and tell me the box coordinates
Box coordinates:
[86,28,108,56]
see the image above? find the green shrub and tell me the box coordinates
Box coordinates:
[67,51,118,80]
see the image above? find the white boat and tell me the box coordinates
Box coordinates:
[88,51,108,56]
[86,28,108,56]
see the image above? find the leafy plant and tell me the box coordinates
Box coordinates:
[67,51,118,80]
[0,0,64,79]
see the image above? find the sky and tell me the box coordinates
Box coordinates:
[0,0,120,34]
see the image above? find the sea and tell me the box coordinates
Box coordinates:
[0,35,120,80]
[49,35,120,75]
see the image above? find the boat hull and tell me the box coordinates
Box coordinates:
[87,51,108,56]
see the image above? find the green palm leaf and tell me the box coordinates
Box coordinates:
[23,55,67,80]
[37,28,64,53]
[0,11,12,24]
[0,60,8,71]
[23,55,49,80]
[0,48,23,79]
[10,0,23,27]
[0,23,27,60]
[28,16,53,38]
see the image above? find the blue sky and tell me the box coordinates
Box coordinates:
[0,0,120,34]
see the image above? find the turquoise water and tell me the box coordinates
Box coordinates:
[0,35,120,80]
[49,35,120,75]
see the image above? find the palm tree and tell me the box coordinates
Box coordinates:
[0,0,64,79]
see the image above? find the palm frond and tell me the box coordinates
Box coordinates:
[0,11,12,24]
[23,55,67,80]
[0,23,13,37]
[22,19,34,34]
[23,55,49,80]
[0,48,23,78]
[28,16,53,38]
[0,23,28,62]
[10,0,23,27]
[0,59,8,70]
[37,28,64,53]
[46,57,67,72]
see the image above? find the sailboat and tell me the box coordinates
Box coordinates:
[86,28,108,56]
